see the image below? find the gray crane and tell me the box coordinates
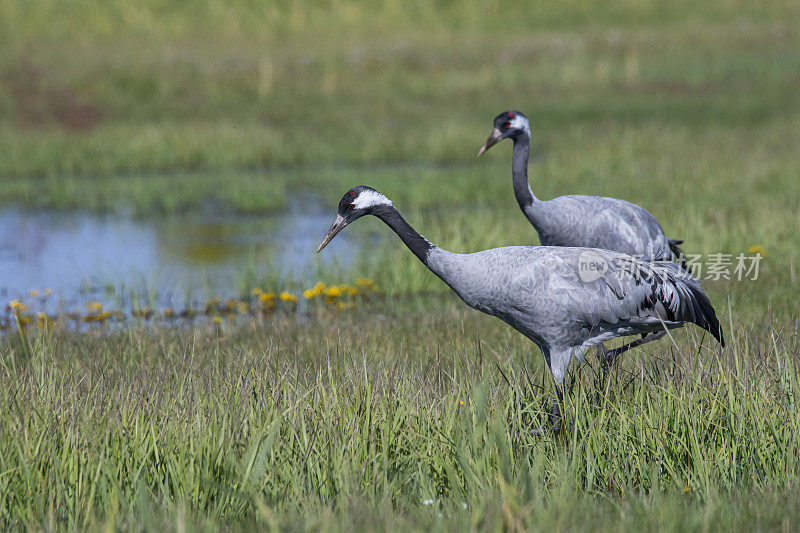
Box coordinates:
[477,110,691,360]
[477,110,686,261]
[317,186,724,434]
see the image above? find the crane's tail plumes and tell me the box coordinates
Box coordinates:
[650,262,725,347]
[668,238,692,274]
[615,256,724,347]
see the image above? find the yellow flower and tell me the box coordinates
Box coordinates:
[8,299,26,312]
[279,292,298,303]
[748,245,767,257]
[212,316,223,324]
[303,282,326,298]
[684,486,690,493]
[356,278,377,290]
[86,302,102,312]
[326,286,342,298]
[35,312,53,327]
[459,400,464,406]
[44,288,52,296]
[29,290,39,297]
[259,292,276,310]
[82,310,111,322]
[252,287,263,295]
[164,308,174,318]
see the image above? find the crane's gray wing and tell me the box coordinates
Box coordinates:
[586,252,724,345]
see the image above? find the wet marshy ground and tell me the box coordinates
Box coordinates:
[0,203,379,330]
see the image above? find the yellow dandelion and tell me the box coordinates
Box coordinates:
[9,299,26,312]
[748,245,767,257]
[309,282,326,296]
[459,400,464,406]
[303,289,316,299]
[252,287,263,296]
[86,302,102,312]
[279,292,298,303]
[29,290,39,297]
[212,316,223,324]
[259,292,275,302]
[326,286,342,298]
[163,308,174,318]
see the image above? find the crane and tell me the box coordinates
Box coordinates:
[317,186,724,434]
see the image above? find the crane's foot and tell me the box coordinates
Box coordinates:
[598,330,668,373]
[528,401,572,436]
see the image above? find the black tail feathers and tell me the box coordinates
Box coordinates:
[686,281,725,347]
[668,238,693,275]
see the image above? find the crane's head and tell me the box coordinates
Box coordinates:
[317,186,393,253]
[476,110,530,157]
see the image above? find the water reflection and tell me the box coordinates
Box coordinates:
[0,202,359,310]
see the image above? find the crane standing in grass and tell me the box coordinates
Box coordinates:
[477,110,692,362]
[317,186,724,434]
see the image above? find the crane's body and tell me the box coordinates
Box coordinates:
[425,245,715,384]
[520,194,681,261]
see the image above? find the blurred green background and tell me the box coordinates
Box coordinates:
[1,0,797,208]
[5,0,797,314]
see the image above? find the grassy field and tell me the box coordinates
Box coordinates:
[1,0,800,530]
[2,308,799,530]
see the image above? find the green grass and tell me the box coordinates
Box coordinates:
[1,308,799,530]
[1,0,799,529]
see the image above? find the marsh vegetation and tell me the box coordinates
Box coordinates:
[0,0,799,530]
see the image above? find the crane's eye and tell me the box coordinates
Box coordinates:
[348,204,355,210]
[504,121,511,128]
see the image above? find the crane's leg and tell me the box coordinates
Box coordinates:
[597,330,668,372]
[529,385,571,436]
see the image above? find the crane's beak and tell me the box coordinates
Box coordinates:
[317,214,348,253]
[476,128,502,157]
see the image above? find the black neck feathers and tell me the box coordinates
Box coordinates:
[372,205,434,265]
[512,132,535,209]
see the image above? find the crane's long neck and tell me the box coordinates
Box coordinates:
[512,131,538,210]
[371,205,458,284]
[369,204,479,306]
[372,205,437,265]
[511,131,553,235]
